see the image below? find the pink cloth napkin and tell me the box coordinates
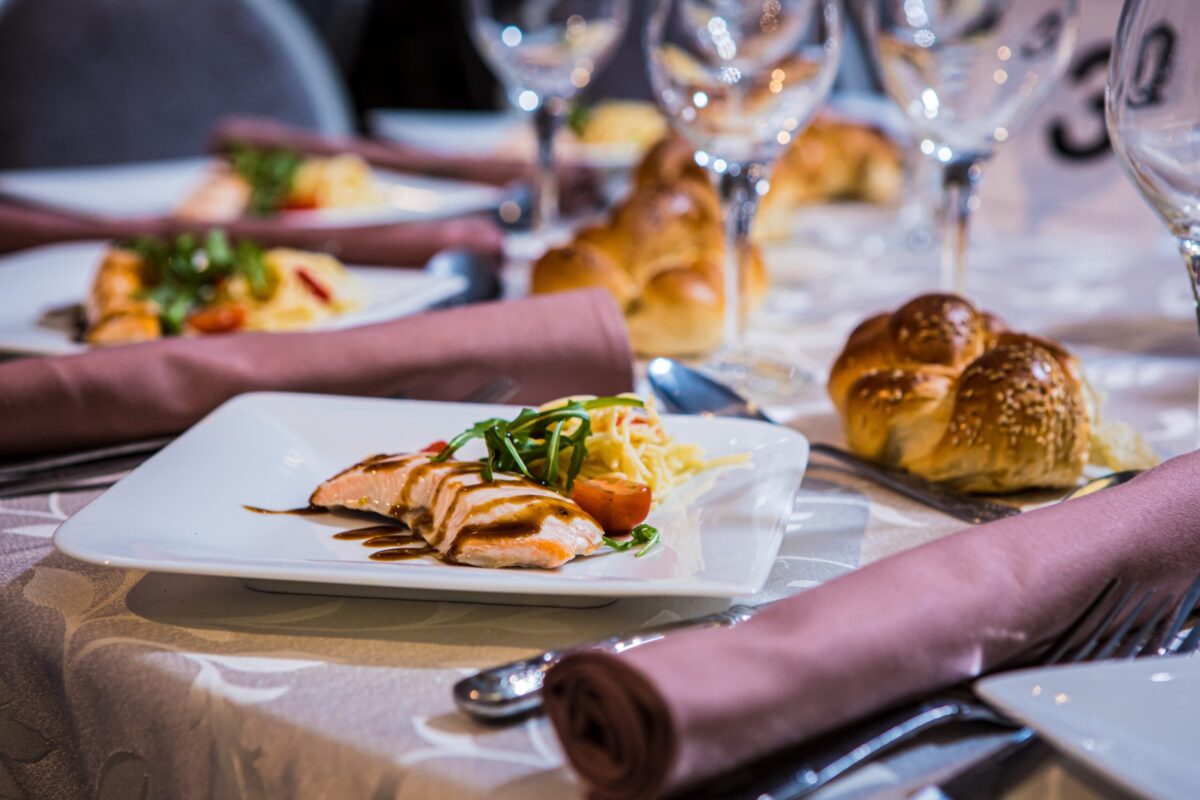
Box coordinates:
[0,290,633,457]
[544,451,1200,799]
[0,198,504,265]
[211,116,602,213]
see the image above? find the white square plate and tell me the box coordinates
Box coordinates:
[0,157,505,227]
[0,241,467,356]
[54,393,808,606]
[977,656,1200,800]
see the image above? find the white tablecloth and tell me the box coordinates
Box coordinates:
[1,213,1192,799]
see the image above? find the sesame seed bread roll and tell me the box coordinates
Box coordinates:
[827,294,1091,494]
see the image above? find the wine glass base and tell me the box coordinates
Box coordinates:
[697,347,817,403]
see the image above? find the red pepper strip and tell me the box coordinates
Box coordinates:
[295,267,332,304]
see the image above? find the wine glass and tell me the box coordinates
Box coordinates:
[861,0,1079,294]
[645,0,842,394]
[467,0,630,231]
[1107,0,1200,436]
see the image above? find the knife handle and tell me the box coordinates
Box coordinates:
[453,604,759,721]
[808,444,1019,525]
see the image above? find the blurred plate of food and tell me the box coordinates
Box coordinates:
[371,100,671,171]
[370,93,906,178]
[0,234,468,356]
[0,156,505,227]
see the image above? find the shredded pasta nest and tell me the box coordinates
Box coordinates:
[539,394,746,503]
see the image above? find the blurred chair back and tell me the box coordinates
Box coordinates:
[0,0,354,168]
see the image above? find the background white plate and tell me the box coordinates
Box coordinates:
[977,656,1200,800]
[0,240,467,356]
[370,109,645,171]
[54,393,808,606]
[0,157,505,226]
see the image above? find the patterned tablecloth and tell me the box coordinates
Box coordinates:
[1,217,1194,800]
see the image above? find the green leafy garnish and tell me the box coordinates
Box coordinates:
[126,229,272,334]
[431,396,644,491]
[229,145,304,216]
[567,99,592,138]
[603,523,660,557]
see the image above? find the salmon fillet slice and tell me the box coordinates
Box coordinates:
[309,453,603,568]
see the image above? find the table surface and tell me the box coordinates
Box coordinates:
[1,206,1190,799]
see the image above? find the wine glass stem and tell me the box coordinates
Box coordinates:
[533,102,562,231]
[939,158,983,295]
[718,166,760,349]
[900,144,942,252]
[1179,238,1200,447]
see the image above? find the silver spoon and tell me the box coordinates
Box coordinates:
[1063,469,1142,500]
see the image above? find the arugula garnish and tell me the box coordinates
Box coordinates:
[603,523,660,557]
[126,230,272,333]
[431,396,644,491]
[566,99,592,138]
[229,145,304,216]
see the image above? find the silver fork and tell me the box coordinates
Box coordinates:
[692,575,1200,800]
[921,575,1200,800]
[0,377,521,499]
[458,375,520,405]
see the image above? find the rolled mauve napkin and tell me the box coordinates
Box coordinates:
[0,198,504,265]
[211,116,602,213]
[544,451,1200,799]
[0,290,632,457]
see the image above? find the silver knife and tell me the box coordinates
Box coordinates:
[453,604,760,721]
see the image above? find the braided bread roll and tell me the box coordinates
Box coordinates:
[828,294,1091,493]
[531,134,767,357]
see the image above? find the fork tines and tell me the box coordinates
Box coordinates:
[1046,575,1200,666]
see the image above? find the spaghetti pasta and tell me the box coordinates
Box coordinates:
[539,394,746,503]
[289,154,385,210]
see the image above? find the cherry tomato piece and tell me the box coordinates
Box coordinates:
[422,440,449,453]
[186,305,246,334]
[571,475,652,533]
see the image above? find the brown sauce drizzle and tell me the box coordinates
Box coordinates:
[332,525,408,541]
[370,546,437,561]
[363,454,424,473]
[383,461,485,522]
[361,533,422,548]
[447,495,590,559]
[331,524,438,561]
[431,482,511,545]
[243,505,324,516]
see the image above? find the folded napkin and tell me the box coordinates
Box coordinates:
[0,290,632,457]
[0,198,504,265]
[211,116,602,213]
[544,452,1200,799]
